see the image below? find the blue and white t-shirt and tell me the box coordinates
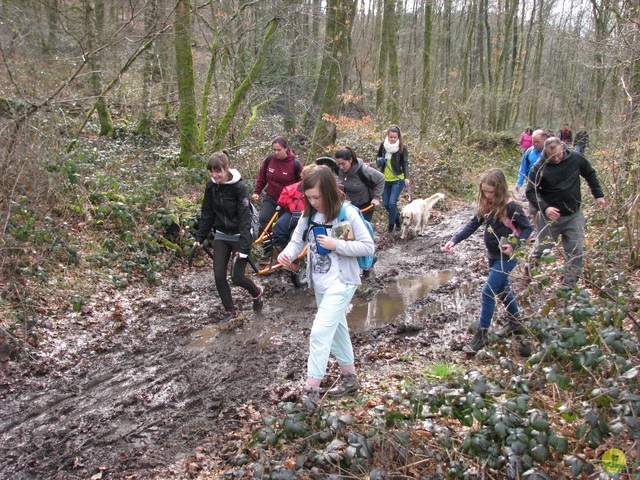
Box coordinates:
[308,213,341,294]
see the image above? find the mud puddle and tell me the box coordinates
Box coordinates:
[348,270,457,332]
[0,206,488,479]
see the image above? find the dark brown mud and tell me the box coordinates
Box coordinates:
[0,205,501,479]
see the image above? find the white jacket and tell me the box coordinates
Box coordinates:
[282,203,374,290]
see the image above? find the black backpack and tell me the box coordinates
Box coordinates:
[356,163,376,202]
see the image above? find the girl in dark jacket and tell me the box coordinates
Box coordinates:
[195,151,263,325]
[377,125,410,233]
[444,168,532,354]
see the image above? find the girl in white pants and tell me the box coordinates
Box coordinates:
[278,166,374,409]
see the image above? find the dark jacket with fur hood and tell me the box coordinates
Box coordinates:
[196,168,252,254]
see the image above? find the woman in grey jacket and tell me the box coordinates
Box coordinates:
[335,147,384,222]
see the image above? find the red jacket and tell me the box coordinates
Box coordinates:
[277,181,305,214]
[253,150,301,201]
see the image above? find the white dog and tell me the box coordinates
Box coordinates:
[400,193,446,239]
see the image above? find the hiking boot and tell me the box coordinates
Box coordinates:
[362,256,377,278]
[301,387,320,411]
[218,310,242,330]
[387,224,395,234]
[252,286,264,312]
[496,317,525,338]
[326,372,359,397]
[462,328,488,354]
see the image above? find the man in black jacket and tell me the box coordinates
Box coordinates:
[526,137,606,286]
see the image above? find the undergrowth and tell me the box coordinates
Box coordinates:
[1,128,639,479]
[193,280,638,479]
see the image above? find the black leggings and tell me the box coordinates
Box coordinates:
[213,238,259,312]
[258,194,278,233]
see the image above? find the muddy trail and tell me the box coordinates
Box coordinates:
[0,204,504,479]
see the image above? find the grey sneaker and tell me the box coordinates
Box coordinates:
[496,318,525,337]
[462,328,488,354]
[301,387,320,411]
[218,310,242,330]
[326,373,359,397]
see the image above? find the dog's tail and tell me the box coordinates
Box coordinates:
[424,192,446,209]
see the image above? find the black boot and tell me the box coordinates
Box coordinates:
[462,328,488,354]
[496,316,525,337]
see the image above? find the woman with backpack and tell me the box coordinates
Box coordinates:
[252,136,302,234]
[278,166,374,410]
[377,125,410,233]
[335,147,384,222]
[194,151,264,326]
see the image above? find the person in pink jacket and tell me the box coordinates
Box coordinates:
[519,127,533,151]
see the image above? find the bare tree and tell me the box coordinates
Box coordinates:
[310,0,356,156]
[174,0,198,165]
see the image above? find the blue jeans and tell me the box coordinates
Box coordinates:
[479,257,519,329]
[382,180,405,228]
[272,211,301,247]
[307,283,357,380]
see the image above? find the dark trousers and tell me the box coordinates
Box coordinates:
[258,194,279,233]
[213,238,259,312]
[273,211,302,247]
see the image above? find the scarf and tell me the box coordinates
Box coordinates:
[383,137,399,160]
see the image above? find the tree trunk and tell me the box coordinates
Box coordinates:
[303,0,338,133]
[135,0,158,136]
[387,0,400,123]
[419,0,433,140]
[590,0,610,129]
[211,19,279,151]
[174,0,199,165]
[45,0,59,53]
[84,0,114,138]
[528,0,545,125]
[310,0,356,157]
[376,0,396,114]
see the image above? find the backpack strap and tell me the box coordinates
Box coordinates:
[266,155,302,179]
[302,212,332,242]
[355,167,374,203]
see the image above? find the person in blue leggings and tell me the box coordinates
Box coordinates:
[444,168,533,354]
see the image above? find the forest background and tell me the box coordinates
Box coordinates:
[0,0,639,478]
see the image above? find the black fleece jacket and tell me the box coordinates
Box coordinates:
[525,150,604,217]
[450,202,533,260]
[196,169,252,254]
[377,143,409,179]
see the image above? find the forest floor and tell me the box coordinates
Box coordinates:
[0,199,514,479]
